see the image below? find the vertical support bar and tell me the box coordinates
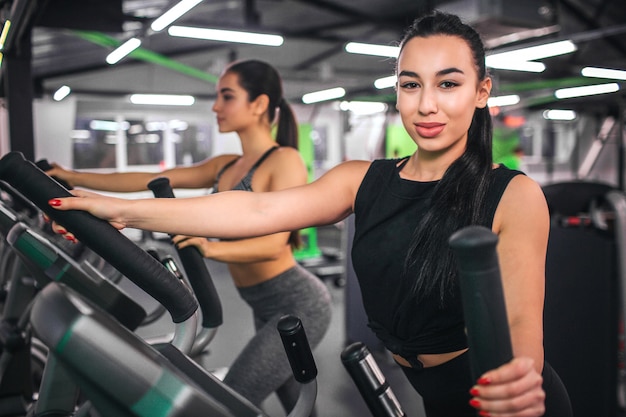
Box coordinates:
[4,29,34,160]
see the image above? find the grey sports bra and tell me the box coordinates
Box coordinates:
[212,146,278,193]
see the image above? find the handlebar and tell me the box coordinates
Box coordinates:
[147,177,223,328]
[448,225,513,379]
[0,151,198,323]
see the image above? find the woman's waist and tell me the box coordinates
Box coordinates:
[229,256,297,287]
[393,348,468,369]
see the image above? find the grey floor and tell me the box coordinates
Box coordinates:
[132,225,427,417]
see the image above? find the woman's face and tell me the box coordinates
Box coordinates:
[396,35,491,157]
[212,71,262,133]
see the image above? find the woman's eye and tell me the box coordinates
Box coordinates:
[440,81,458,89]
[400,81,419,89]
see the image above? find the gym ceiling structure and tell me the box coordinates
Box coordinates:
[0,0,625,162]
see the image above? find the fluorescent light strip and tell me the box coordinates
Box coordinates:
[129,94,195,106]
[345,42,399,58]
[0,20,11,50]
[555,83,620,99]
[302,87,346,104]
[53,85,71,101]
[168,26,283,46]
[581,66,626,81]
[485,58,545,73]
[488,40,576,62]
[374,75,396,89]
[106,38,142,64]
[151,0,203,32]
[90,120,130,131]
[339,101,387,115]
[543,109,577,121]
[487,95,520,107]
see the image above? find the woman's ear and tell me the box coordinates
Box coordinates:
[252,94,270,116]
[476,77,492,109]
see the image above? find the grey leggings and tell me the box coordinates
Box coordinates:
[223,264,332,413]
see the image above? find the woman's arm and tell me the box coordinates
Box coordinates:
[471,174,549,416]
[494,175,549,372]
[49,160,370,240]
[45,155,237,192]
[173,233,291,263]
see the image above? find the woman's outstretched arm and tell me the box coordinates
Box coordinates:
[49,160,370,240]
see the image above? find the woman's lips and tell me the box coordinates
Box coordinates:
[415,122,445,138]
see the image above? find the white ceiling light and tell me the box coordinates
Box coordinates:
[151,0,204,32]
[374,75,397,90]
[53,85,71,101]
[89,120,130,131]
[485,40,576,73]
[302,87,346,104]
[543,109,577,121]
[345,42,399,58]
[485,58,545,73]
[339,101,387,115]
[581,66,626,81]
[106,38,142,65]
[168,26,283,46]
[487,95,520,107]
[555,83,620,99]
[488,40,576,62]
[129,94,195,106]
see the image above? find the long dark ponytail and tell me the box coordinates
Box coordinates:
[400,12,493,303]
[225,59,301,247]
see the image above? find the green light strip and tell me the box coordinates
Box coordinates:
[73,31,219,84]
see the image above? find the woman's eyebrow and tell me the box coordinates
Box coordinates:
[397,67,464,78]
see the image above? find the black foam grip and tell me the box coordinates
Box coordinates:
[147,177,223,328]
[35,159,73,190]
[448,225,513,379]
[0,152,198,323]
[277,315,317,383]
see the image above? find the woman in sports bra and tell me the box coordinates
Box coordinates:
[44,59,332,415]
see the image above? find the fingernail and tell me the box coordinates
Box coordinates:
[479,411,491,417]
[65,235,76,243]
[49,199,61,207]
[469,388,479,396]
[477,377,491,385]
[469,399,481,408]
[57,228,67,234]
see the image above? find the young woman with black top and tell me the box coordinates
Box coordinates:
[49,12,572,417]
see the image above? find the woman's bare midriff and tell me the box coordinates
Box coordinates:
[228,250,297,288]
[393,348,469,368]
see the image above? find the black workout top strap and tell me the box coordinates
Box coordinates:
[213,146,279,193]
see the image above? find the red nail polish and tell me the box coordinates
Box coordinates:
[479,411,491,417]
[477,377,491,385]
[57,229,67,234]
[469,399,481,408]
[49,199,61,207]
[469,388,479,396]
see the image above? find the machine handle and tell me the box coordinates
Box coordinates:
[35,158,73,190]
[277,315,317,384]
[448,225,513,379]
[341,342,406,417]
[147,177,224,328]
[0,151,198,323]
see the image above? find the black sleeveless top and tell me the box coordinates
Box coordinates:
[212,146,278,193]
[351,158,523,357]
